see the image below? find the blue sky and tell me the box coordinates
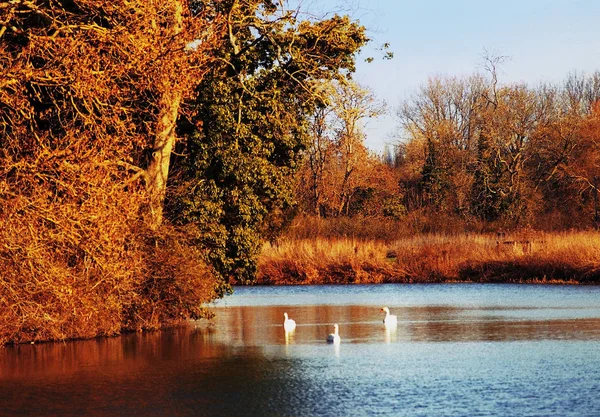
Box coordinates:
[295,0,600,152]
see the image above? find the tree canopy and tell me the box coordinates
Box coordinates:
[168,0,369,283]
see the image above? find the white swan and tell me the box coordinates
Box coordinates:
[283,312,296,332]
[381,307,398,327]
[327,324,341,344]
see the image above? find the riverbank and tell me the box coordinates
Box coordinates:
[256,231,600,284]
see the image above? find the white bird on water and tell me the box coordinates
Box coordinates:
[381,307,398,327]
[283,312,296,332]
[327,324,341,344]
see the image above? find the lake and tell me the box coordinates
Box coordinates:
[2,284,600,416]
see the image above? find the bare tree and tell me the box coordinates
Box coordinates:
[297,80,387,216]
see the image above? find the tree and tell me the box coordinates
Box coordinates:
[330,81,387,215]
[471,84,542,222]
[528,86,600,228]
[1,0,221,226]
[568,101,600,227]
[168,0,369,283]
[398,76,485,213]
[513,72,600,229]
[304,104,336,216]
[0,0,224,343]
[296,80,390,218]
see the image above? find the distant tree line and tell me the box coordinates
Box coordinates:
[294,60,600,232]
[294,80,402,219]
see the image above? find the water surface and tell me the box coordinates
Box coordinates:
[2,284,600,416]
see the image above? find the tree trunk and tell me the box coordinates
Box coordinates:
[145,89,181,228]
[144,4,183,229]
[594,176,599,228]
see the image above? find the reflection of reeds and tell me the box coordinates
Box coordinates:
[257,232,600,284]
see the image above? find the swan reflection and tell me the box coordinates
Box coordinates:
[284,328,295,345]
[384,326,397,344]
[334,341,340,357]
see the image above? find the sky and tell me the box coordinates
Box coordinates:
[294,0,600,153]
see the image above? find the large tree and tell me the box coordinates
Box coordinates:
[168,0,369,283]
[1,0,221,226]
[0,0,224,343]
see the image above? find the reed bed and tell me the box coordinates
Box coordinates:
[257,231,600,284]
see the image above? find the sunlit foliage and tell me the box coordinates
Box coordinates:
[0,0,223,344]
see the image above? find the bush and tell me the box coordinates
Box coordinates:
[0,152,219,345]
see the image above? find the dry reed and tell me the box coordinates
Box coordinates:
[257,231,600,284]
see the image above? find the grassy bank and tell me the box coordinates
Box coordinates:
[257,231,600,284]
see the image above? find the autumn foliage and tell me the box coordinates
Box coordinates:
[0,0,222,344]
[272,69,600,287]
[392,70,600,229]
[2,1,599,345]
[293,70,600,231]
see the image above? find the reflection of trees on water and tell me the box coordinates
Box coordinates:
[1,327,225,378]
[215,305,390,345]
[0,326,317,417]
[3,305,600,416]
[213,305,600,345]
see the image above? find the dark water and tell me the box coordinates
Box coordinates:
[2,284,600,416]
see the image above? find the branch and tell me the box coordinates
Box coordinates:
[102,160,148,184]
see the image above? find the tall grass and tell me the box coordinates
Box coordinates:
[257,231,600,284]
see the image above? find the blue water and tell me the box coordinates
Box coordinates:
[2,284,600,416]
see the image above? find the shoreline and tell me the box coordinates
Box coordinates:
[246,279,584,286]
